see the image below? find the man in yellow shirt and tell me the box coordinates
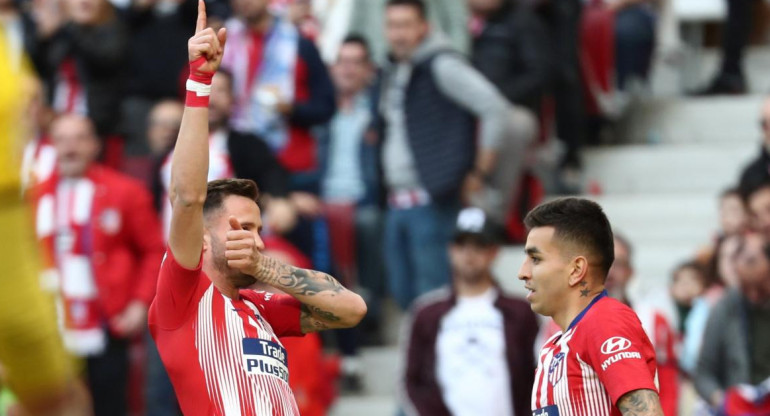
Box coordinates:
[0,30,89,415]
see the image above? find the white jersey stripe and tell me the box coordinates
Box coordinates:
[192,284,298,415]
[558,330,575,416]
[578,356,595,416]
[559,341,572,416]
[219,297,242,415]
[532,350,545,409]
[540,349,554,408]
[531,295,658,416]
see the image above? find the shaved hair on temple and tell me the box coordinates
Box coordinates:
[524,198,615,279]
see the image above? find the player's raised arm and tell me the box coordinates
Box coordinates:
[168,0,227,268]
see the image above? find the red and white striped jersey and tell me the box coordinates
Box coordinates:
[532,291,658,416]
[149,250,303,416]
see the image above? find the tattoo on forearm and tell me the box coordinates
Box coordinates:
[255,256,344,296]
[618,389,662,416]
[303,303,340,322]
[300,304,337,333]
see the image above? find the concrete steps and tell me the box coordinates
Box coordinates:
[583,143,754,194]
[620,96,764,145]
[329,347,401,416]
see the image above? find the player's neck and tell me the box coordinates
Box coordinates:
[204,264,241,299]
[216,283,240,299]
[555,289,603,331]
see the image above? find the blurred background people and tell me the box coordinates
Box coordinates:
[5,0,770,413]
[401,207,538,416]
[31,0,128,138]
[0,30,91,416]
[32,114,164,415]
[606,234,680,416]
[120,0,196,156]
[696,231,770,413]
[379,0,511,309]
[152,70,293,240]
[221,0,334,180]
[739,97,770,196]
[318,34,384,390]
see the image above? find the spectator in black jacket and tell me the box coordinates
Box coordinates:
[119,0,197,156]
[694,0,753,95]
[739,97,770,201]
[31,0,128,137]
[536,0,585,192]
[380,0,513,309]
[468,0,549,115]
[467,0,541,225]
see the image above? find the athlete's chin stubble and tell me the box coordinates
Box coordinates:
[229,273,257,288]
[211,239,257,288]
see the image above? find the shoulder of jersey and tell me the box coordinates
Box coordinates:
[582,296,639,327]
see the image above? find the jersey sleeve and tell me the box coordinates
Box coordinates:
[582,306,659,404]
[149,249,206,330]
[253,292,303,337]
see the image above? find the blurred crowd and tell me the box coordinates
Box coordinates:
[2,0,770,414]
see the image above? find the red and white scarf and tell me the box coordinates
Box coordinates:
[36,177,106,356]
[52,58,87,116]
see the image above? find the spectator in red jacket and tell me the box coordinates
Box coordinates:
[32,113,164,416]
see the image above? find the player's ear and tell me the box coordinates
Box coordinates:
[568,256,589,287]
[202,232,211,252]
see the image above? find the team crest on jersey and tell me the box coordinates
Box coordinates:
[242,338,289,383]
[98,208,121,235]
[548,352,566,385]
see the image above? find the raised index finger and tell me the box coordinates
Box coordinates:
[195,0,206,33]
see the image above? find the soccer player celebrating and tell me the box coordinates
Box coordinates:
[148,3,367,415]
[518,198,664,416]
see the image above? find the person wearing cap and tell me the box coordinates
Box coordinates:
[399,207,539,416]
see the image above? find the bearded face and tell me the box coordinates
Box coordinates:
[209,232,258,288]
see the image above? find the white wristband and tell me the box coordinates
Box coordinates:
[186,79,212,97]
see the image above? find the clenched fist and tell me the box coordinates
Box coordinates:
[225,216,265,276]
[188,0,227,73]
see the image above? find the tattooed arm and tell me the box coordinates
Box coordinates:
[617,389,664,416]
[252,256,367,333]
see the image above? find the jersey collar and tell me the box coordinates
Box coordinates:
[567,290,608,331]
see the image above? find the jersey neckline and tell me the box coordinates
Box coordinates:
[567,290,608,331]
